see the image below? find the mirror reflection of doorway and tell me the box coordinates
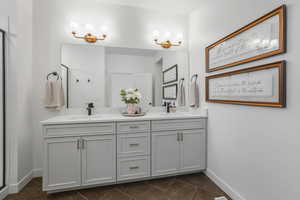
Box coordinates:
[111,73,153,108]
[0,29,6,190]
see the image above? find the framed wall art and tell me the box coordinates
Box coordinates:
[206,5,286,72]
[163,64,178,84]
[163,83,178,100]
[205,61,286,107]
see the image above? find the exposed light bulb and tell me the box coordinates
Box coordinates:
[101,26,108,34]
[177,33,183,40]
[85,24,95,32]
[165,32,171,39]
[70,22,79,31]
[153,30,160,38]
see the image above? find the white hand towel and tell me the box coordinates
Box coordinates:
[189,79,199,107]
[44,79,65,110]
[177,80,186,106]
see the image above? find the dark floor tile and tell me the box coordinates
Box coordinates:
[115,181,151,199]
[146,177,176,192]
[40,191,85,200]
[4,173,230,200]
[178,173,230,198]
[193,188,215,200]
[101,188,132,200]
[78,186,111,200]
[136,187,169,200]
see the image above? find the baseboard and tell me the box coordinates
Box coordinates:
[0,187,9,200]
[205,169,246,200]
[33,168,42,178]
[9,169,34,194]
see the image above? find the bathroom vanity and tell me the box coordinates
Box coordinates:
[41,112,207,192]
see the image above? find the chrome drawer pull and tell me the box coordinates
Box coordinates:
[129,125,139,129]
[81,139,85,149]
[129,166,139,170]
[130,143,139,147]
[77,139,80,149]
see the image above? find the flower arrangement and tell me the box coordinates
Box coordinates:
[120,88,142,104]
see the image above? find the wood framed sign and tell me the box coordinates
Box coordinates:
[163,83,178,100]
[205,5,286,72]
[205,61,286,107]
[163,64,178,84]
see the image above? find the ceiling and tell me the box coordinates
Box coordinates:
[95,0,204,14]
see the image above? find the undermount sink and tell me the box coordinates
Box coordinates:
[65,115,89,120]
[158,112,186,116]
[66,114,103,120]
[89,114,102,119]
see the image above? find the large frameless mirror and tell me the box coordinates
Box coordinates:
[60,44,189,110]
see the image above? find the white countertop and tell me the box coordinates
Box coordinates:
[41,111,207,125]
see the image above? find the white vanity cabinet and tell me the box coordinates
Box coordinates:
[151,119,206,177]
[43,123,116,191]
[42,115,207,193]
[116,121,151,182]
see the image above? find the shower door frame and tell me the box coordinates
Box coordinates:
[0,29,6,190]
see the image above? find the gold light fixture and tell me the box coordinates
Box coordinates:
[70,22,108,43]
[72,31,107,43]
[153,31,183,49]
[154,39,182,49]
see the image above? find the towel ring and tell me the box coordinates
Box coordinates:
[47,72,60,80]
[179,78,185,84]
[191,74,198,82]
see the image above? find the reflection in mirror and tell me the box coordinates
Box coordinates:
[61,44,189,110]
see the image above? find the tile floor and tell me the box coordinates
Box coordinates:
[4,173,231,200]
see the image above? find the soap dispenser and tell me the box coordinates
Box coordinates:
[170,101,177,113]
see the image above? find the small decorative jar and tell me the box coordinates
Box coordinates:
[127,103,137,114]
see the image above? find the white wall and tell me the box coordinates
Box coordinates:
[189,0,300,199]
[32,0,188,171]
[0,0,34,192]
[15,0,34,182]
[0,1,19,189]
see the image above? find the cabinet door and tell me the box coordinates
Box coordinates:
[81,135,116,186]
[180,129,206,173]
[43,137,81,191]
[152,131,180,176]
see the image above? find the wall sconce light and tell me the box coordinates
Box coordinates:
[70,22,107,43]
[153,31,183,49]
[72,32,106,43]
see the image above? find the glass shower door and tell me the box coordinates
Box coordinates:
[0,29,5,189]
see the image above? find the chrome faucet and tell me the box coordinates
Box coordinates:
[87,102,94,116]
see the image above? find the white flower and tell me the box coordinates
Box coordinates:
[136,92,142,99]
[126,88,135,93]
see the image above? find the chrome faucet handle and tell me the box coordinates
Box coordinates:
[87,102,94,108]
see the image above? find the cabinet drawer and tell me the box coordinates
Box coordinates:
[44,123,114,137]
[117,121,150,134]
[117,133,150,157]
[152,119,206,132]
[117,156,150,181]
